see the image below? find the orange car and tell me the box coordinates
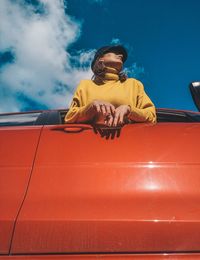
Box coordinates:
[1,83,200,259]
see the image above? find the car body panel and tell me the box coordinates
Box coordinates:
[0,126,43,254]
[11,123,200,254]
[2,253,200,259]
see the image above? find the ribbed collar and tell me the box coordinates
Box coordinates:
[103,66,119,82]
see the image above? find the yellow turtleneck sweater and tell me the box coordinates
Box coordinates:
[64,69,156,124]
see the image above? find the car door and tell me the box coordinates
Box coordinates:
[11,122,200,254]
[0,112,43,254]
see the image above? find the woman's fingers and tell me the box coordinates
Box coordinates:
[113,108,126,126]
[92,103,130,127]
[105,105,112,115]
[104,114,113,126]
[100,104,107,115]
[97,103,115,117]
[118,111,124,125]
[113,111,120,127]
[107,114,114,126]
[92,101,117,126]
[110,105,116,115]
[102,103,114,116]
[93,102,101,113]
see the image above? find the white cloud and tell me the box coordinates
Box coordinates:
[124,63,145,78]
[0,0,94,112]
[0,0,144,113]
[111,38,121,45]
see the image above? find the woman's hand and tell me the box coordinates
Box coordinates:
[91,100,115,116]
[86,100,115,125]
[86,101,131,127]
[112,105,131,127]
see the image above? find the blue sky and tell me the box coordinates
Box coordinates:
[1,0,200,112]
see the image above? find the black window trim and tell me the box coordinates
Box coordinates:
[1,108,200,127]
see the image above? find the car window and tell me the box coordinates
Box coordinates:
[0,112,42,127]
[59,109,200,124]
[60,110,68,124]
[157,109,200,122]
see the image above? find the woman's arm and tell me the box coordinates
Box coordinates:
[64,81,116,124]
[64,103,95,123]
[64,81,95,123]
[127,80,157,123]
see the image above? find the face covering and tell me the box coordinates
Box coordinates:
[103,58,123,80]
[103,66,119,81]
[93,58,123,83]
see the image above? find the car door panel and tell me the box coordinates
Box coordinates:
[11,123,200,254]
[0,126,43,254]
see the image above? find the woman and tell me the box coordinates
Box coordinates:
[64,45,156,126]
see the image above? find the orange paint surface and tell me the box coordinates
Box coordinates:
[9,123,200,254]
[0,126,42,253]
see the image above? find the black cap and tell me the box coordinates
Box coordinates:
[91,45,128,71]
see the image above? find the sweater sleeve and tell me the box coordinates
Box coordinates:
[64,81,94,123]
[127,80,157,123]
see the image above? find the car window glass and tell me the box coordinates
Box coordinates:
[0,112,41,126]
